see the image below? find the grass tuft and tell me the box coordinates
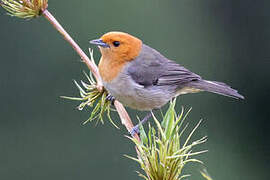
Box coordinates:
[61,49,118,128]
[125,99,208,180]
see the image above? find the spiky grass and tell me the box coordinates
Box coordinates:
[125,99,208,180]
[0,0,48,18]
[61,49,118,128]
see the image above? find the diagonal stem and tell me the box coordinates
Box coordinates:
[114,101,140,141]
[42,9,140,142]
[42,9,102,90]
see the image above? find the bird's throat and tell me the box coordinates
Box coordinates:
[98,56,127,82]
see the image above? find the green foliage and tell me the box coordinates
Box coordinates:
[61,50,118,128]
[0,0,48,18]
[126,99,208,180]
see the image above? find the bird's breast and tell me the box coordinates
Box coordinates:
[103,64,174,111]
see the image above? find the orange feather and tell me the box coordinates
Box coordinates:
[98,32,142,82]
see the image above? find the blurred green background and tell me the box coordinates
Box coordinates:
[0,0,269,179]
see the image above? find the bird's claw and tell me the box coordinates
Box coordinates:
[129,112,153,137]
[106,94,115,106]
[130,125,140,136]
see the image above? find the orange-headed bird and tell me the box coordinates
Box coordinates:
[90,32,244,134]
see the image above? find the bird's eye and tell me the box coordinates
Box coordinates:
[113,41,120,47]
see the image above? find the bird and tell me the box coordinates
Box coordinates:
[90,31,244,134]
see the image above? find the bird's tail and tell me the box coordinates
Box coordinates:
[188,80,244,99]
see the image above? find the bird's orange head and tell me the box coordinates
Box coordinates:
[90,32,142,82]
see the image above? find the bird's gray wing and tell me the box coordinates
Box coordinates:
[127,44,201,88]
[157,60,201,87]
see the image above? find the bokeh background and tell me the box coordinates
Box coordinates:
[0,0,269,179]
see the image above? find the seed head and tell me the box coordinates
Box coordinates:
[0,0,48,19]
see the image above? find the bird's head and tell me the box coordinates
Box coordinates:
[90,32,143,82]
[90,32,142,63]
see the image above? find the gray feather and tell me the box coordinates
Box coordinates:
[128,44,200,88]
[127,44,244,101]
[187,80,245,99]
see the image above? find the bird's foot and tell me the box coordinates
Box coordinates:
[129,112,152,136]
[130,124,140,136]
[106,93,115,106]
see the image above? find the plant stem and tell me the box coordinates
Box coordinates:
[114,101,140,141]
[42,9,102,90]
[42,9,140,142]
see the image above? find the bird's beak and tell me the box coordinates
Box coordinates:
[89,39,110,48]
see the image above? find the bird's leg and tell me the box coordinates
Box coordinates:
[106,93,115,106]
[130,111,153,136]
